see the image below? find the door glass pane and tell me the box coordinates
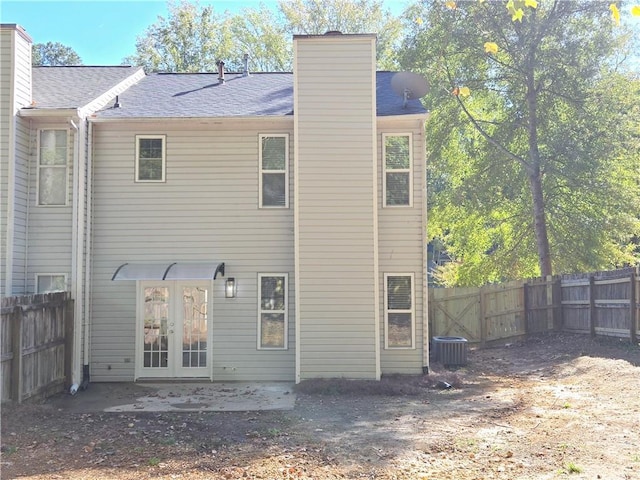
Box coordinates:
[143,287,169,368]
[182,286,208,368]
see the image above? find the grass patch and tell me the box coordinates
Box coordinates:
[566,462,582,474]
[148,457,161,467]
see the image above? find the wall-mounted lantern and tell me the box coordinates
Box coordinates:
[225,277,237,298]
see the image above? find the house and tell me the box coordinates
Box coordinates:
[1,24,429,385]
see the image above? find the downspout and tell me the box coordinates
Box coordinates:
[82,119,94,390]
[23,119,32,293]
[70,116,84,388]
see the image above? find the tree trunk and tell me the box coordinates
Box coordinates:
[525,50,553,278]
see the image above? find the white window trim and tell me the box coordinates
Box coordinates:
[35,273,68,293]
[257,273,288,350]
[135,134,166,183]
[382,133,413,208]
[36,128,69,207]
[384,272,415,349]
[258,133,289,208]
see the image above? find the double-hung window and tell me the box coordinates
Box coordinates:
[37,129,68,206]
[258,274,288,349]
[384,273,415,349]
[259,134,288,208]
[135,135,166,182]
[383,134,412,207]
[36,274,66,293]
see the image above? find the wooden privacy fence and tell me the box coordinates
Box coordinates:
[429,266,639,346]
[1,292,74,403]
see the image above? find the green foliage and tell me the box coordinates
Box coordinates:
[124,0,401,72]
[32,42,82,66]
[401,0,640,286]
[278,0,402,69]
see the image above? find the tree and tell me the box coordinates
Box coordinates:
[279,0,402,69]
[401,0,640,286]
[124,0,234,72]
[125,0,403,72]
[33,42,82,66]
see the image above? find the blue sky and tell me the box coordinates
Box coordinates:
[0,1,409,65]
[0,1,280,64]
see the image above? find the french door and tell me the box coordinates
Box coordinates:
[137,281,211,378]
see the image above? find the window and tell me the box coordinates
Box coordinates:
[37,130,68,205]
[258,274,288,349]
[136,135,166,182]
[36,274,66,293]
[384,273,415,349]
[383,134,412,207]
[259,134,288,207]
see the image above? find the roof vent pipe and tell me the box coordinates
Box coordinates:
[242,53,250,77]
[114,95,120,108]
[217,60,225,84]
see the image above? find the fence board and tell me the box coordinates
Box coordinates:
[1,292,73,403]
[429,266,639,347]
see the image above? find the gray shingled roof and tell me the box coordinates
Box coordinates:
[29,66,143,109]
[95,71,426,118]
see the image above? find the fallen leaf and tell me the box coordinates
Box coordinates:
[445,1,457,9]
[632,5,640,16]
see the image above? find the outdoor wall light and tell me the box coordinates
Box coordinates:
[225,277,237,298]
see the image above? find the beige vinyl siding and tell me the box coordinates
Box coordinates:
[10,117,31,294]
[378,118,427,374]
[1,25,32,295]
[294,35,379,380]
[90,119,295,382]
[0,28,13,294]
[25,122,74,292]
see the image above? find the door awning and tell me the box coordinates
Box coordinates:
[112,262,225,281]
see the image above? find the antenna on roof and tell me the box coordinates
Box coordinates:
[391,72,428,108]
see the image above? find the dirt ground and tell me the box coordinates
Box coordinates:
[2,332,640,480]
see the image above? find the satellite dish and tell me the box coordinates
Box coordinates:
[391,72,429,108]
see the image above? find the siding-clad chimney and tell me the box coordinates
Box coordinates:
[293,33,379,381]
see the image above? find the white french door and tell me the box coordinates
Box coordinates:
[137,281,212,379]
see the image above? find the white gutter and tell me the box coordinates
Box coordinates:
[19,107,80,118]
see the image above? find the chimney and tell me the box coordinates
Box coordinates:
[217,60,225,84]
[243,53,250,77]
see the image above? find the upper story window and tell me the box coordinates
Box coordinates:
[36,274,66,293]
[384,273,415,349]
[383,134,413,207]
[259,134,288,208]
[37,129,68,206]
[136,135,166,182]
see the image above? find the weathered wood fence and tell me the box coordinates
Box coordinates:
[1,292,74,403]
[429,266,640,346]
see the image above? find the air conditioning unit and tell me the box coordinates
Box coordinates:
[432,336,468,366]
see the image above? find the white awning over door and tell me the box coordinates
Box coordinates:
[111,262,225,281]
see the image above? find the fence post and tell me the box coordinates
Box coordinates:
[631,270,637,344]
[589,275,596,338]
[523,281,529,335]
[553,276,562,331]
[10,307,23,403]
[479,286,487,347]
[64,298,75,389]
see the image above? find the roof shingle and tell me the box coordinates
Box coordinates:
[30,66,144,109]
[94,71,426,118]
